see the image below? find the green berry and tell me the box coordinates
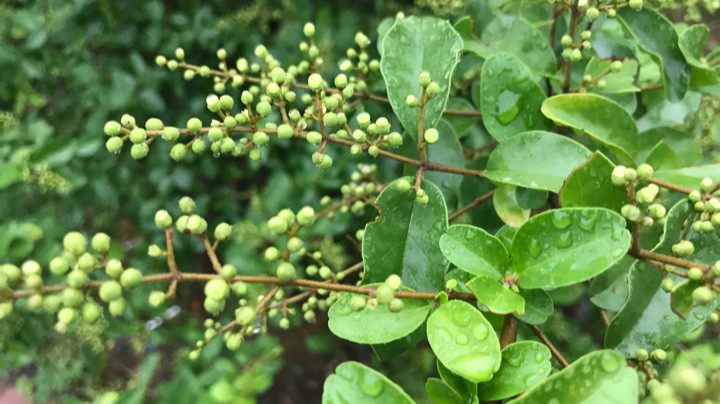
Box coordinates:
[661,277,675,292]
[232,281,248,296]
[82,302,101,323]
[220,264,236,280]
[264,246,280,261]
[253,131,269,146]
[256,101,271,117]
[187,118,202,132]
[106,137,123,153]
[58,307,77,324]
[286,237,303,252]
[386,274,402,291]
[104,121,122,136]
[629,0,643,10]
[388,298,403,312]
[610,60,623,72]
[24,274,42,288]
[651,349,667,362]
[648,204,666,219]
[375,284,394,304]
[303,22,315,37]
[121,114,136,128]
[349,295,366,311]
[586,7,599,20]
[621,204,642,222]
[611,165,627,186]
[108,299,126,316]
[396,178,411,191]
[67,270,88,288]
[129,128,147,144]
[692,286,714,304]
[296,206,315,226]
[219,94,234,110]
[277,124,294,139]
[105,259,123,278]
[637,164,653,180]
[170,144,188,161]
[148,291,166,307]
[236,306,255,325]
[426,82,439,98]
[204,296,225,314]
[205,278,230,300]
[155,210,173,229]
[388,132,403,146]
[268,216,288,234]
[49,257,70,275]
[688,267,704,281]
[120,268,142,288]
[279,317,290,329]
[424,128,439,144]
[130,143,149,160]
[418,72,431,87]
[319,266,332,280]
[187,215,208,234]
[91,233,111,253]
[63,232,87,256]
[145,118,164,131]
[1,264,20,282]
[635,348,649,361]
[276,262,296,281]
[561,35,573,46]
[179,196,195,214]
[673,240,694,257]
[308,73,323,91]
[99,281,123,302]
[214,223,232,241]
[62,288,84,307]
[367,145,379,157]
[304,310,316,322]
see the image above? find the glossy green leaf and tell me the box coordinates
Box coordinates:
[494,225,518,251]
[426,378,464,404]
[618,8,689,101]
[427,300,502,383]
[439,224,508,280]
[484,131,592,192]
[0,163,23,189]
[322,361,414,404]
[637,127,702,167]
[510,208,631,289]
[507,350,637,404]
[465,17,555,75]
[437,359,477,402]
[584,57,640,94]
[493,185,530,227]
[654,165,720,188]
[444,98,477,137]
[605,200,720,356]
[362,177,448,291]
[679,24,709,69]
[542,94,639,164]
[328,288,433,344]
[671,280,704,319]
[559,151,627,212]
[425,120,465,208]
[516,288,554,325]
[645,141,680,170]
[467,276,525,315]
[380,16,463,136]
[478,341,551,401]
[588,256,634,312]
[479,53,551,142]
[371,323,426,360]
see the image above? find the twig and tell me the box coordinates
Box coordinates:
[528,324,570,368]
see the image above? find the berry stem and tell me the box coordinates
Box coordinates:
[527,324,570,368]
[448,189,496,222]
[562,0,581,94]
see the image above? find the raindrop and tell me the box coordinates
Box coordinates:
[455,333,469,345]
[359,371,384,397]
[473,323,489,340]
[534,352,546,363]
[600,351,619,372]
[554,231,573,249]
[550,211,573,229]
[528,239,542,258]
[495,90,520,124]
[453,310,472,326]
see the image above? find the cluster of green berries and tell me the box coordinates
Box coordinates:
[335,30,380,84]
[582,59,624,90]
[612,164,667,226]
[0,230,142,333]
[348,274,404,313]
[560,29,592,62]
[687,177,720,233]
[644,361,715,403]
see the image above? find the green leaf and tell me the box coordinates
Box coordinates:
[465,18,556,75]
[671,280,703,319]
[617,8,689,101]
[362,177,448,291]
[510,208,631,289]
[380,16,463,137]
[439,224,508,280]
[516,288,554,325]
[507,351,637,404]
[679,24,710,69]
[654,165,720,188]
[559,151,627,211]
[637,127,702,167]
[584,57,640,94]
[444,98,477,137]
[605,200,720,356]
[328,288,433,344]
[0,163,23,189]
[437,359,477,402]
[426,378,464,404]
[478,52,551,142]
[588,256,634,312]
[493,185,530,227]
[541,94,639,164]
[484,131,592,192]
[478,341,552,401]
[645,141,680,170]
[425,120,465,208]
[427,300,502,383]
[322,361,414,404]
[467,276,525,315]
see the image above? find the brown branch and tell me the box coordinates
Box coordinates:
[499,315,519,349]
[528,324,570,368]
[600,310,611,327]
[632,249,711,272]
[199,234,224,274]
[561,0,581,94]
[648,178,694,195]
[449,189,496,222]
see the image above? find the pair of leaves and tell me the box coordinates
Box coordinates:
[441,208,631,292]
[323,362,413,403]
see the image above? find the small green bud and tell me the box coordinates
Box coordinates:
[121,114,136,128]
[106,137,123,153]
[426,82,439,98]
[253,131,269,146]
[67,270,88,288]
[277,124,294,139]
[561,35,573,46]
[688,267,704,281]
[264,247,280,261]
[672,240,694,257]
[76,253,95,273]
[155,210,173,229]
[236,306,256,325]
[689,190,702,202]
[232,281,248,296]
[354,32,369,48]
[187,118,202,132]
[303,22,315,37]
[129,128,146,144]
[161,127,180,142]
[650,349,666,362]
[130,143,149,160]
[99,281,123,302]
[334,74,348,88]
[145,118,164,131]
[268,216,288,234]
[175,48,185,60]
[349,295,366,311]
[386,274,402,291]
[179,196,195,214]
[375,284,395,304]
[187,215,208,234]
[147,244,163,257]
[58,307,77,324]
[635,348,649,361]
[388,298,403,312]
[621,204,642,222]
[256,101,271,117]
[105,259,123,278]
[418,72,431,87]
[220,264,236,280]
[304,310,316,322]
[82,302,101,323]
[692,286,714,304]
[629,0,643,10]
[170,144,188,161]
[367,145,379,157]
[319,266,332,279]
[148,291,166,307]
[286,237,303,252]
[396,178,411,191]
[648,204,666,219]
[214,223,232,241]
[405,94,418,107]
[586,7,600,20]
[611,166,627,186]
[49,257,70,275]
[254,44,268,59]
